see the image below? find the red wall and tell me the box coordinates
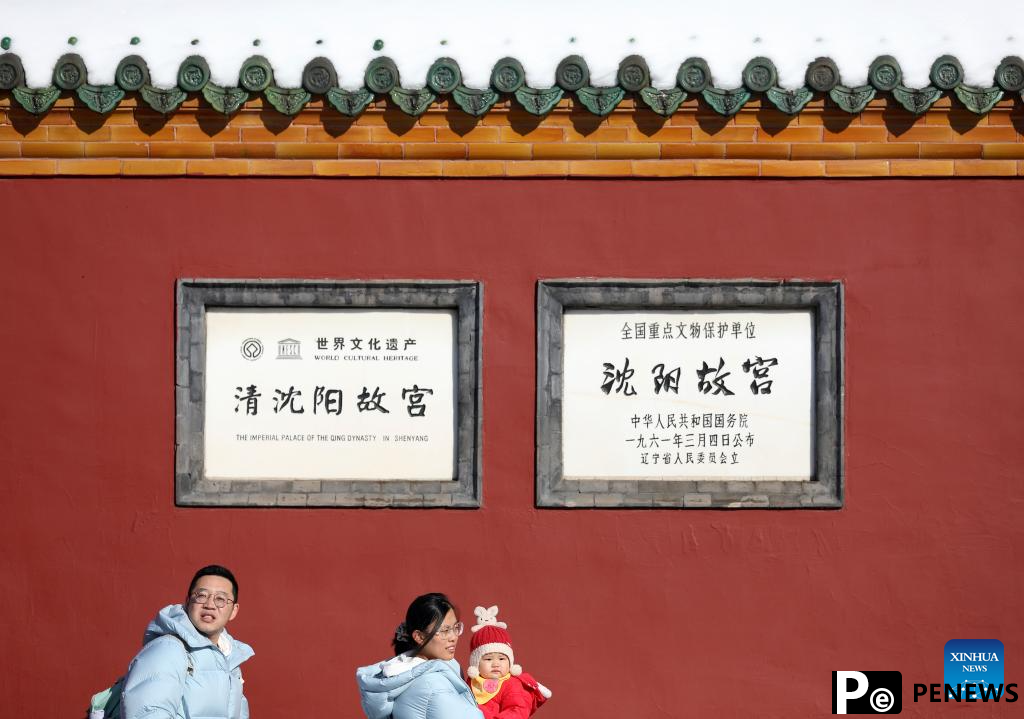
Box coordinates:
[0,179,1021,718]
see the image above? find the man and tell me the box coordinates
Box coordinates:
[121,565,254,719]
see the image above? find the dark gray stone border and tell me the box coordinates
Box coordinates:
[176,279,482,508]
[536,279,843,509]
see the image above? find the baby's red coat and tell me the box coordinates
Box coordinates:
[476,673,548,719]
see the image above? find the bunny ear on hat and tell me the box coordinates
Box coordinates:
[471,604,507,632]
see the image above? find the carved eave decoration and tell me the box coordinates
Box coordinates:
[1,51,1022,119]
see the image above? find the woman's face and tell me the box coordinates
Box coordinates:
[414,609,460,661]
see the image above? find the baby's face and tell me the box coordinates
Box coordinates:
[477,652,511,679]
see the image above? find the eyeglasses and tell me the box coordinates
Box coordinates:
[189,590,235,609]
[434,621,464,639]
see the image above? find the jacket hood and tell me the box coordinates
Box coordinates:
[381,653,427,677]
[356,656,465,719]
[144,604,254,668]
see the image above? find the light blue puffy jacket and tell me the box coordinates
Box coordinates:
[356,655,484,719]
[121,604,254,719]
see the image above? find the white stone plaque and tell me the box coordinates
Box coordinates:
[562,310,813,481]
[204,308,456,481]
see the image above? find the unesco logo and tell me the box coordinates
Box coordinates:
[833,671,902,714]
[240,338,263,361]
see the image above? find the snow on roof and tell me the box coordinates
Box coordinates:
[4,0,1023,91]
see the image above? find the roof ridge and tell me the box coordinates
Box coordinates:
[1,52,1021,118]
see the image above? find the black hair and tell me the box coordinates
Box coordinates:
[392,592,457,656]
[188,565,239,602]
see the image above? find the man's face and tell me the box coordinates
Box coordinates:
[186,575,238,640]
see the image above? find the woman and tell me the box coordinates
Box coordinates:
[357,593,483,719]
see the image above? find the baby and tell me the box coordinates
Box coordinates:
[466,606,551,719]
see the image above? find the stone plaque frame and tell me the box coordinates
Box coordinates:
[176,279,482,508]
[536,279,843,509]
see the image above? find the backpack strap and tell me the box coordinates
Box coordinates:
[155,634,195,676]
[95,636,194,719]
[162,635,194,718]
[182,644,195,677]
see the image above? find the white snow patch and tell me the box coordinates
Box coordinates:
[3,0,1022,91]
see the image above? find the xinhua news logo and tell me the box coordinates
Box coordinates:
[911,638,1017,704]
[832,671,902,714]
[944,639,1003,699]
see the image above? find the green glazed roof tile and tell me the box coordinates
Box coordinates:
[0,52,1020,119]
